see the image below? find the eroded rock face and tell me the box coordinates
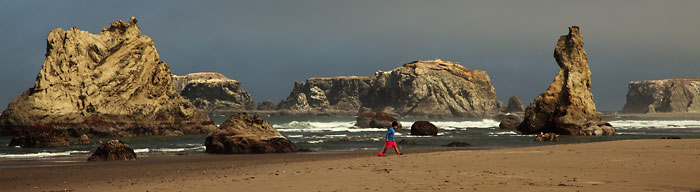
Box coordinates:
[87,140,137,161]
[0,18,216,137]
[499,115,521,129]
[172,72,255,113]
[518,26,614,136]
[278,76,374,114]
[364,60,502,117]
[410,121,438,136]
[8,127,70,148]
[355,111,402,129]
[205,113,296,154]
[504,95,525,113]
[621,78,700,113]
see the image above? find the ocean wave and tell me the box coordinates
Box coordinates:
[608,120,700,129]
[487,131,519,135]
[0,150,91,159]
[274,119,499,133]
[134,145,206,153]
[427,119,499,129]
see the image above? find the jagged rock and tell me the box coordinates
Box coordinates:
[355,111,402,129]
[621,78,700,113]
[257,100,278,110]
[504,95,525,113]
[87,140,137,161]
[172,72,255,113]
[535,133,558,142]
[364,59,502,117]
[410,121,438,135]
[443,141,471,147]
[499,115,521,129]
[76,134,90,145]
[205,113,296,154]
[8,127,69,147]
[518,26,615,136]
[278,76,374,114]
[0,17,216,137]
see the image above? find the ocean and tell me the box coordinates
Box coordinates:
[2,115,700,161]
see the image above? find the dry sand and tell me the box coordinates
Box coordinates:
[1,139,699,191]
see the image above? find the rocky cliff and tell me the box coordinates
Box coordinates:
[518,26,614,135]
[621,78,700,113]
[277,76,374,114]
[0,17,216,137]
[364,59,502,117]
[172,72,255,113]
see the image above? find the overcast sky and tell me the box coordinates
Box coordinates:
[1,1,698,112]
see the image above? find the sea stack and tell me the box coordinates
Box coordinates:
[0,17,216,137]
[172,72,255,114]
[503,95,525,113]
[277,76,374,115]
[518,26,614,135]
[621,78,700,113]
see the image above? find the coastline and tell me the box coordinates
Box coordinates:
[2,139,699,191]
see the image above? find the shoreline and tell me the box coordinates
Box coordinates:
[1,139,699,191]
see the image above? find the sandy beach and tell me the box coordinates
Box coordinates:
[0,139,698,191]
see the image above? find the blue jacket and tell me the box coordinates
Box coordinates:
[385,127,395,141]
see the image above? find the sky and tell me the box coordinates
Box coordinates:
[1,0,698,112]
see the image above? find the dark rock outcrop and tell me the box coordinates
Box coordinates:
[87,140,137,161]
[355,111,402,129]
[410,121,438,135]
[517,26,614,136]
[499,115,521,129]
[172,72,255,113]
[8,127,69,147]
[256,100,278,110]
[278,76,374,114]
[443,141,471,147]
[0,17,216,137]
[504,95,525,113]
[364,59,502,117]
[621,78,700,113]
[205,113,296,154]
[535,133,558,142]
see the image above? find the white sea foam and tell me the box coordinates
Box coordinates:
[410,119,499,129]
[307,140,324,144]
[134,145,206,153]
[274,119,499,133]
[608,120,700,129]
[0,150,91,159]
[487,131,519,135]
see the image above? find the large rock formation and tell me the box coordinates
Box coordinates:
[499,115,521,129]
[278,76,374,114]
[355,111,402,129]
[503,95,525,113]
[172,72,255,114]
[621,78,700,113]
[87,140,137,161]
[518,26,614,135]
[205,113,296,154]
[279,59,502,117]
[0,17,216,137]
[364,59,502,117]
[410,121,438,135]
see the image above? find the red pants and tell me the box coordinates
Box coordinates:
[385,140,396,148]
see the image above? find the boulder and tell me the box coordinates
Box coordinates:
[278,76,374,114]
[499,115,521,129]
[517,26,615,135]
[0,17,216,137]
[503,95,525,113]
[87,140,137,161]
[410,121,438,135]
[205,113,296,154]
[364,59,502,117]
[535,133,558,142]
[8,127,69,148]
[256,100,278,110]
[355,111,402,129]
[172,72,255,113]
[76,134,91,145]
[621,78,700,113]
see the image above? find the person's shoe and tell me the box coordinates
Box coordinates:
[397,152,404,155]
[378,152,384,156]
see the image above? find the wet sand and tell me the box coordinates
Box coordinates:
[1,139,699,191]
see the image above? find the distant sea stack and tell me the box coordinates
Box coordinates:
[503,95,525,113]
[518,26,614,135]
[279,59,502,117]
[621,78,700,113]
[172,72,255,114]
[0,17,216,137]
[278,76,375,115]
